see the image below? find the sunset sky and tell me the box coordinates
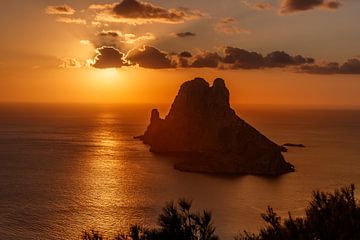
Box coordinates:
[0,0,359,106]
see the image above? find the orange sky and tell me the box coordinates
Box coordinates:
[0,0,359,107]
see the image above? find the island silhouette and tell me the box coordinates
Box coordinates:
[137,77,294,175]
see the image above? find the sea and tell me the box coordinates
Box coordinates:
[1,103,360,240]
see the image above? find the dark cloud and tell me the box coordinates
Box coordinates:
[191,52,221,68]
[300,58,360,74]
[91,45,174,69]
[127,46,175,69]
[179,51,193,58]
[223,47,264,69]
[280,0,342,14]
[264,51,314,67]
[222,47,313,69]
[176,32,196,38]
[264,51,295,67]
[340,58,360,74]
[281,0,323,13]
[300,62,340,74]
[324,1,342,9]
[222,51,359,74]
[92,47,129,69]
[46,5,76,15]
[90,45,359,75]
[92,0,203,24]
[293,55,315,64]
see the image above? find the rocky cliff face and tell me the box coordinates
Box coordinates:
[138,78,294,175]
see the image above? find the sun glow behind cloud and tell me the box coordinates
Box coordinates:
[93,68,122,85]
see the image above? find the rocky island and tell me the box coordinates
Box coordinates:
[137,78,294,175]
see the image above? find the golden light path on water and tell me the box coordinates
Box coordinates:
[57,108,168,239]
[77,112,135,236]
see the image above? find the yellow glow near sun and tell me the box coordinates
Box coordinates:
[86,68,124,90]
[100,68,119,79]
[90,68,121,84]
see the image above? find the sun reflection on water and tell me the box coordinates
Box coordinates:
[79,112,132,235]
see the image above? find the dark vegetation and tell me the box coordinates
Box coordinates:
[83,199,218,240]
[83,185,360,240]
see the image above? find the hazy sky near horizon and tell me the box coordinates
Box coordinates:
[0,0,359,106]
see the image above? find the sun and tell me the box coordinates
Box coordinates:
[99,68,119,79]
[91,68,121,84]
[87,68,123,88]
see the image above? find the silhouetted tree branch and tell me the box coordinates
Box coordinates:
[83,185,360,240]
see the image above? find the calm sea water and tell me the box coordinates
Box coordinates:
[1,103,360,239]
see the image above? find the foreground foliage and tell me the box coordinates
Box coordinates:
[83,199,218,240]
[83,185,360,240]
[236,184,360,240]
